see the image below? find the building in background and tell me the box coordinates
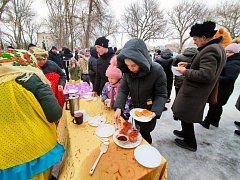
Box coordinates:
[37,32,56,50]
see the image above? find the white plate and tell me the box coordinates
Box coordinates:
[134,145,162,168]
[112,130,142,149]
[88,115,106,126]
[96,124,115,138]
[129,108,152,122]
[171,66,183,76]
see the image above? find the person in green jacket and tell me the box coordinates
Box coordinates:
[68,58,82,81]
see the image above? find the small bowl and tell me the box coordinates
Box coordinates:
[116,134,129,144]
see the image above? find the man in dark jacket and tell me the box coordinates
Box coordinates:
[201,43,240,129]
[172,21,226,151]
[154,49,174,104]
[48,46,65,70]
[93,36,115,95]
[114,39,167,144]
[88,47,98,86]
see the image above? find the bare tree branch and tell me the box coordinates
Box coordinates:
[214,1,240,39]
[167,0,208,53]
[0,0,10,20]
[1,0,37,48]
[122,0,167,42]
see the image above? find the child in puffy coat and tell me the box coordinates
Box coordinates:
[101,56,131,120]
[102,56,122,108]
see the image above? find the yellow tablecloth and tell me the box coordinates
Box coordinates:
[57,98,167,180]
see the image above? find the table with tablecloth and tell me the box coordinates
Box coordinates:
[57,97,167,180]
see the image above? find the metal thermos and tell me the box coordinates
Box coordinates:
[69,95,80,116]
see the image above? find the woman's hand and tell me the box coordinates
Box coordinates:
[58,85,63,91]
[104,99,111,107]
[92,91,97,97]
[114,108,122,125]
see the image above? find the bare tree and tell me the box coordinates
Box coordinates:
[46,0,80,50]
[0,0,10,20]
[168,0,207,53]
[46,0,117,49]
[1,0,38,48]
[214,1,240,39]
[46,0,65,49]
[93,14,118,37]
[82,0,113,48]
[122,0,167,41]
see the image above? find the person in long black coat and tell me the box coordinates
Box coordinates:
[201,43,240,129]
[93,37,115,95]
[172,21,226,151]
[114,39,167,144]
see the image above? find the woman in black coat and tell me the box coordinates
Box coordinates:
[114,39,167,144]
[201,43,240,129]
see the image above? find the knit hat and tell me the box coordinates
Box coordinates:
[95,36,109,48]
[51,46,57,50]
[106,65,122,79]
[176,47,198,61]
[190,21,217,38]
[225,43,240,53]
[182,47,198,57]
[214,28,232,48]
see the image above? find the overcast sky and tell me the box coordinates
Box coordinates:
[32,0,224,48]
[33,0,222,21]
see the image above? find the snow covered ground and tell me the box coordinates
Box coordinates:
[152,77,240,180]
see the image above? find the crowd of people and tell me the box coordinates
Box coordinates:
[1,20,240,178]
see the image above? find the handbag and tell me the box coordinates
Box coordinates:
[207,81,219,105]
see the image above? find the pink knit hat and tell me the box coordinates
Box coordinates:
[106,65,122,79]
[225,43,240,53]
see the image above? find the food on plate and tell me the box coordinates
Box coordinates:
[123,121,131,129]
[134,109,153,117]
[117,121,140,143]
[129,130,138,142]
[142,109,153,117]
[120,127,129,135]
[120,121,132,135]
[134,110,142,117]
